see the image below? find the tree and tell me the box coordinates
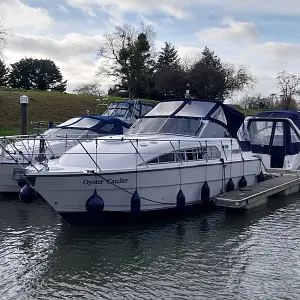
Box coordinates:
[8,58,67,91]
[97,23,156,98]
[0,19,10,58]
[0,59,9,87]
[157,42,180,70]
[187,47,255,101]
[73,83,103,96]
[239,94,275,109]
[153,42,186,99]
[276,71,300,109]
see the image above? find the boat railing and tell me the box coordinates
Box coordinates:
[0,135,246,177]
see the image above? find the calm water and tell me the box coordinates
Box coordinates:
[0,194,299,300]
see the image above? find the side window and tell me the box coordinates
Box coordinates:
[207,146,221,159]
[186,148,198,161]
[100,124,114,133]
[291,128,300,143]
[148,157,158,164]
[159,153,175,163]
[147,152,175,164]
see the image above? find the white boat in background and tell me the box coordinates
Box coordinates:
[0,99,154,193]
[23,99,261,226]
[239,110,300,170]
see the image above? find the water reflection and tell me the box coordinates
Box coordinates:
[0,194,299,299]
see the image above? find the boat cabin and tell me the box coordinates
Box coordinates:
[247,110,300,169]
[102,100,154,124]
[43,115,131,138]
[126,99,244,138]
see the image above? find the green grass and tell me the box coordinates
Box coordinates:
[0,88,267,133]
[0,89,157,130]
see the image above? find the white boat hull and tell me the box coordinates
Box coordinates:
[0,163,25,193]
[28,158,261,225]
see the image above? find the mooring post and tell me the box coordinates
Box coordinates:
[20,95,28,135]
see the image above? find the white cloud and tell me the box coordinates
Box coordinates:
[55,4,70,14]
[3,33,109,92]
[67,0,193,19]
[0,0,53,33]
[66,0,300,19]
[197,17,259,43]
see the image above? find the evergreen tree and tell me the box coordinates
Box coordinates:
[97,24,155,98]
[187,46,254,101]
[0,59,9,87]
[157,42,180,69]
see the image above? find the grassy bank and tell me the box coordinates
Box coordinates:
[0,88,264,135]
[0,89,157,135]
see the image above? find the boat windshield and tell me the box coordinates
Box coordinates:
[102,103,133,118]
[44,128,98,138]
[126,117,204,136]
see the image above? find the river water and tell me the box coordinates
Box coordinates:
[0,194,299,300]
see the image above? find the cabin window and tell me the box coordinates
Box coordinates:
[273,122,284,146]
[99,123,115,133]
[146,101,184,116]
[249,121,273,146]
[147,157,159,164]
[186,149,198,160]
[159,153,176,163]
[159,118,203,136]
[211,107,227,125]
[291,128,300,143]
[206,146,221,158]
[145,146,221,165]
[175,101,215,117]
[68,118,100,128]
[147,153,175,164]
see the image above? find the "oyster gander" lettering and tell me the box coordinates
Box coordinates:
[83,178,129,186]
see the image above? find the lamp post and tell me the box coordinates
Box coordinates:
[20,95,28,135]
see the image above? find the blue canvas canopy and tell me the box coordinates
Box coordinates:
[54,115,131,135]
[254,110,300,130]
[144,99,245,137]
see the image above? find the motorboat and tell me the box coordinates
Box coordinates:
[240,110,300,170]
[0,100,154,193]
[22,99,262,225]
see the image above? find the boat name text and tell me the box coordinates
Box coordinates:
[83,178,129,185]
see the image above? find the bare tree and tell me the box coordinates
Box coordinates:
[73,82,103,96]
[277,71,300,109]
[239,93,275,109]
[0,19,11,58]
[223,64,256,98]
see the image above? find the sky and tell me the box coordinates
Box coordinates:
[1,0,300,100]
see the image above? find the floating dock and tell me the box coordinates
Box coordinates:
[214,173,300,210]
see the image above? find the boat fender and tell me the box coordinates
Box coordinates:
[201,181,210,202]
[131,190,141,217]
[17,179,26,188]
[85,189,104,213]
[257,171,265,183]
[238,176,247,188]
[176,189,185,214]
[226,178,235,192]
[19,184,37,204]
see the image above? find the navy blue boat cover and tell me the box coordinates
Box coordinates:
[254,110,300,129]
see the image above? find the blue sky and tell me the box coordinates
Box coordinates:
[1,0,300,99]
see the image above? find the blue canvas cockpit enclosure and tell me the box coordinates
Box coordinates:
[141,99,245,137]
[43,115,131,138]
[248,110,300,168]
